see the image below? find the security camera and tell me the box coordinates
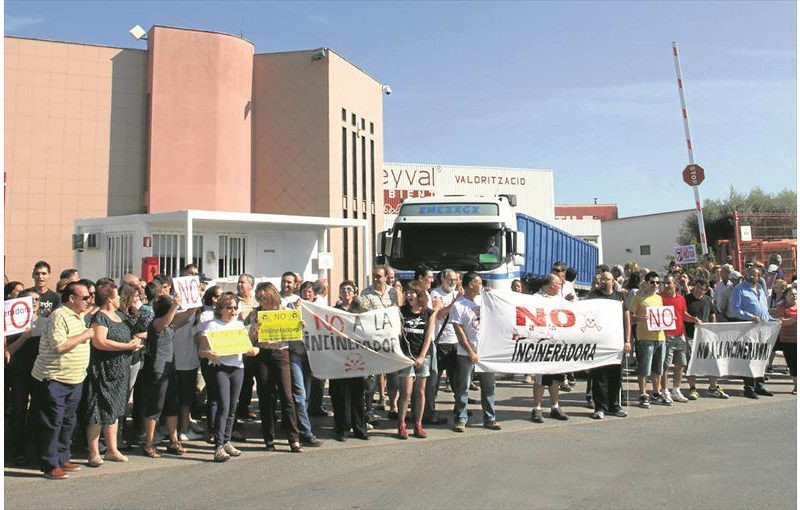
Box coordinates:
[382,85,392,95]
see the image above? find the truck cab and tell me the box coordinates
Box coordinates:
[376,195,525,289]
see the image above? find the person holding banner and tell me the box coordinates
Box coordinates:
[287,281,325,446]
[774,287,797,394]
[531,274,571,423]
[451,272,501,432]
[199,293,261,462]
[684,279,728,399]
[7,289,43,465]
[731,267,775,399]
[586,272,631,420]
[630,272,668,408]
[424,268,460,426]
[329,281,370,442]
[396,281,440,439]
[247,282,304,451]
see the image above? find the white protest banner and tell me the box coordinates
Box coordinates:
[674,244,698,264]
[687,322,781,377]
[476,290,624,374]
[299,300,413,379]
[646,306,676,331]
[172,276,202,310]
[4,297,35,336]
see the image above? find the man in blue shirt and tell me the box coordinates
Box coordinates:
[730,267,774,398]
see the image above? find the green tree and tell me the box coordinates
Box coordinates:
[677,187,797,261]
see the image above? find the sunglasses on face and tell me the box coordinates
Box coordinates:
[341,287,355,293]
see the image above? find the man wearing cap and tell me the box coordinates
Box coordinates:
[718,271,743,322]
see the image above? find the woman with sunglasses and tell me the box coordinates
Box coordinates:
[329,280,370,442]
[194,285,222,443]
[396,280,440,439]
[199,293,260,462]
[6,289,43,465]
[248,282,304,452]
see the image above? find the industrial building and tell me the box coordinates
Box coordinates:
[5,26,384,288]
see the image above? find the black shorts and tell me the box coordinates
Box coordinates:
[171,368,198,408]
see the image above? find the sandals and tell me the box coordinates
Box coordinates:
[142,446,161,458]
[167,442,187,455]
[289,442,304,453]
[87,456,104,467]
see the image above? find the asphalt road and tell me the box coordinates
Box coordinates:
[5,373,797,509]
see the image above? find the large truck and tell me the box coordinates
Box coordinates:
[376,195,599,290]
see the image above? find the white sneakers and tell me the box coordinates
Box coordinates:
[670,388,689,403]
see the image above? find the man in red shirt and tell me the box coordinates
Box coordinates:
[659,275,695,403]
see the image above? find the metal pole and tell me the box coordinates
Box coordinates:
[672,42,709,256]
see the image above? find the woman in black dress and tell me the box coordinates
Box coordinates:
[83,282,143,466]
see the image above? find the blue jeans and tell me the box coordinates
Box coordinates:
[454,355,496,425]
[289,351,314,439]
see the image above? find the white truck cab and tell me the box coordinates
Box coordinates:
[376,195,525,289]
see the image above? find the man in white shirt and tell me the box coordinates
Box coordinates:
[450,272,500,432]
[423,269,460,425]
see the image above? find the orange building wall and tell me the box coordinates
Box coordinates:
[147,27,253,213]
[4,37,148,282]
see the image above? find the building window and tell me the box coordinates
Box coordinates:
[351,113,356,126]
[640,245,651,256]
[354,227,359,288]
[106,233,134,279]
[370,140,375,202]
[219,235,246,277]
[153,233,182,276]
[361,136,367,206]
[341,108,346,122]
[352,131,357,199]
[360,118,365,130]
[342,127,348,196]
[369,122,374,135]
[343,223,349,281]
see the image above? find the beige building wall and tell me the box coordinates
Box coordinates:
[4,37,148,282]
[252,49,384,290]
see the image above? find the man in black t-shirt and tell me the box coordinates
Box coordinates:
[25,260,60,317]
[685,278,729,399]
[585,272,631,419]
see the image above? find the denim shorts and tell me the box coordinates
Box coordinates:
[396,355,431,378]
[664,335,688,368]
[637,340,666,377]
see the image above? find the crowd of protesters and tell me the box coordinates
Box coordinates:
[3,256,796,479]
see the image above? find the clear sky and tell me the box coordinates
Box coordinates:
[5,1,797,217]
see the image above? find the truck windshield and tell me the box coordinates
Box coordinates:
[391,224,503,271]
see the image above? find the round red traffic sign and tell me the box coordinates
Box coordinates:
[682,164,705,186]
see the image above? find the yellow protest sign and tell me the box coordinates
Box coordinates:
[258,310,303,342]
[205,328,253,356]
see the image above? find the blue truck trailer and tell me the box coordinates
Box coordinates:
[516,212,599,289]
